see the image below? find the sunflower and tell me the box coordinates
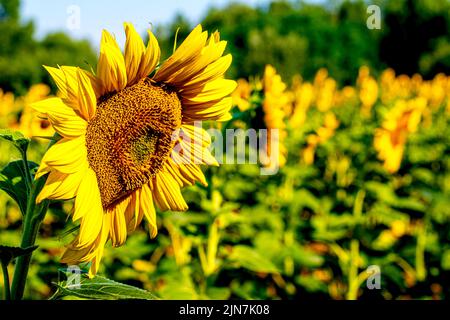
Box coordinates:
[0,88,16,128]
[31,23,236,275]
[302,112,339,165]
[359,76,378,117]
[261,65,289,169]
[289,78,313,128]
[17,84,54,139]
[231,79,251,112]
[374,97,425,173]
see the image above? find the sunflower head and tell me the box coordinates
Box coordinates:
[85,78,183,208]
[32,23,236,275]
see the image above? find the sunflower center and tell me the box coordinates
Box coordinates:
[85,78,182,209]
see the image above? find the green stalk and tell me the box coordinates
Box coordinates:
[1,262,11,300]
[346,239,360,300]
[346,190,365,300]
[20,149,33,195]
[10,176,49,300]
[415,223,427,282]
[10,136,56,300]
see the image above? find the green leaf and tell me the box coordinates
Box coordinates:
[442,250,450,270]
[295,275,328,293]
[226,245,279,274]
[0,129,30,154]
[51,275,158,300]
[0,160,38,215]
[0,245,38,265]
[289,246,324,268]
[204,287,231,300]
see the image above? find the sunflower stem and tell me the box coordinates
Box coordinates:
[1,261,11,300]
[20,149,33,196]
[10,177,49,300]
[10,136,56,300]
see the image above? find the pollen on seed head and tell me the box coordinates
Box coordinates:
[85,78,182,209]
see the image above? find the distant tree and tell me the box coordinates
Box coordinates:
[380,0,450,77]
[0,0,96,94]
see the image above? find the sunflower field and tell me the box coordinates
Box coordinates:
[0,0,449,301]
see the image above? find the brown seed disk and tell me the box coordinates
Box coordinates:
[85,78,182,209]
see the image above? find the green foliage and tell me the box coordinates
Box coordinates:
[0,160,38,215]
[0,129,29,154]
[160,1,382,83]
[51,274,158,300]
[381,0,450,76]
[0,245,37,265]
[226,245,280,274]
[154,0,450,83]
[0,0,96,94]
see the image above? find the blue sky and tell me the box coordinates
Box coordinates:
[21,0,265,48]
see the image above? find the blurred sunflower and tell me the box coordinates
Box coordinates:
[232,79,251,111]
[302,112,339,165]
[262,64,289,169]
[357,67,378,117]
[289,79,313,128]
[0,88,16,120]
[31,23,235,275]
[17,84,54,138]
[374,97,425,173]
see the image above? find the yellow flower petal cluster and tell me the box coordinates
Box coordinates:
[374,97,426,173]
[232,79,252,112]
[302,112,340,165]
[262,65,290,169]
[1,84,53,138]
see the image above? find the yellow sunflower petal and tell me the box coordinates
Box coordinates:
[45,66,100,110]
[76,68,97,121]
[171,124,218,166]
[151,171,188,212]
[180,124,211,147]
[168,36,227,86]
[182,54,232,88]
[41,136,88,174]
[60,66,79,109]
[166,158,207,187]
[34,162,51,180]
[97,30,127,95]
[153,25,207,82]
[36,165,86,203]
[88,215,110,276]
[132,188,144,230]
[124,192,138,233]
[31,97,87,138]
[182,97,233,122]
[61,237,97,264]
[44,66,69,98]
[61,212,110,270]
[163,159,187,186]
[178,163,207,186]
[108,196,129,247]
[176,138,218,166]
[136,30,161,80]
[124,22,146,85]
[181,78,236,102]
[140,183,158,238]
[74,168,104,248]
